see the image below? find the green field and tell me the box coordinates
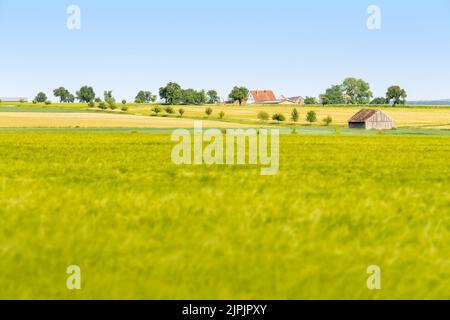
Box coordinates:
[0,132,449,299]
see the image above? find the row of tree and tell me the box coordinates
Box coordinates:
[33,79,408,106]
[34,84,222,106]
[318,78,407,106]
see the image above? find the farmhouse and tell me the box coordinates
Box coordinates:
[248,90,278,104]
[348,109,395,130]
[247,91,305,105]
[279,95,305,105]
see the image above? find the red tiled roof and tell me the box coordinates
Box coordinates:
[250,90,276,102]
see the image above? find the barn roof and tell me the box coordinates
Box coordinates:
[349,109,378,123]
[250,90,277,102]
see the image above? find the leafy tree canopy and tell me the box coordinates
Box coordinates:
[34,92,48,103]
[386,85,407,106]
[76,86,96,103]
[53,87,73,103]
[135,91,156,103]
[228,86,249,105]
[342,77,373,104]
[320,85,345,105]
[159,82,183,105]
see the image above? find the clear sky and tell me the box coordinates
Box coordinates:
[0,0,449,101]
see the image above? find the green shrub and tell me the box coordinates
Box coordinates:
[45,101,52,105]
[121,100,127,105]
[121,105,129,112]
[291,108,299,122]
[164,107,175,114]
[88,101,95,108]
[205,107,213,117]
[272,113,286,122]
[219,111,225,119]
[178,109,185,117]
[323,116,333,126]
[257,111,269,121]
[98,102,107,110]
[152,107,162,116]
[306,111,317,124]
[108,100,117,110]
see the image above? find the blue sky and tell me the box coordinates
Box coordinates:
[0,0,449,101]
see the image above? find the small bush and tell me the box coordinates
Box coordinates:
[88,101,95,108]
[272,113,286,122]
[291,108,299,123]
[219,111,225,119]
[323,116,333,126]
[178,109,185,117]
[205,107,213,117]
[121,105,129,112]
[45,100,52,105]
[98,102,107,110]
[135,98,142,104]
[152,107,162,116]
[32,100,37,104]
[164,107,175,114]
[257,111,270,121]
[108,100,117,110]
[306,111,317,124]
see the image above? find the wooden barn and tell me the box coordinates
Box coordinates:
[348,109,395,130]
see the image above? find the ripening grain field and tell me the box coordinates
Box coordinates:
[0,133,449,299]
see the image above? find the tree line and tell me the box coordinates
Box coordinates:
[317,78,407,106]
[32,79,408,107]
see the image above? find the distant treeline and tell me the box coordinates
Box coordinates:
[25,78,413,107]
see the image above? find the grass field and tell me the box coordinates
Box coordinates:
[0,132,449,299]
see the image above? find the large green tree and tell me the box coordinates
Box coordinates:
[228,86,249,105]
[76,86,96,103]
[135,90,156,103]
[320,85,345,105]
[342,77,373,104]
[207,90,220,104]
[181,89,197,105]
[53,87,73,103]
[304,96,317,105]
[195,90,208,105]
[386,85,407,106]
[34,92,48,103]
[159,82,183,105]
[370,97,387,105]
[104,90,115,103]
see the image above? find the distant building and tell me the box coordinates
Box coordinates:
[279,95,305,105]
[224,90,305,105]
[0,97,28,102]
[248,90,278,104]
[348,109,395,130]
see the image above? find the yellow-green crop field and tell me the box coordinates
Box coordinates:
[0,132,449,299]
[2,102,450,129]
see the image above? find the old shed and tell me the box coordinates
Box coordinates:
[348,109,395,130]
